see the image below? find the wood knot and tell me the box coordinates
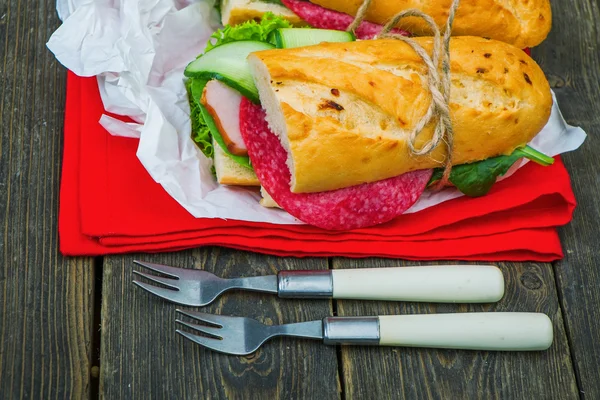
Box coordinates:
[547,74,566,89]
[520,271,543,290]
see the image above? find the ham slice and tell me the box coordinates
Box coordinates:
[201,80,248,156]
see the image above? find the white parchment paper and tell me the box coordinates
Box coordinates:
[48,0,587,224]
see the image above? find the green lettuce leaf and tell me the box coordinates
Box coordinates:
[198,102,254,170]
[187,76,253,169]
[428,145,554,197]
[258,0,285,5]
[204,12,292,53]
[186,79,213,159]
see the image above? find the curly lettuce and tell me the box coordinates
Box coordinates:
[204,12,291,53]
[186,79,213,159]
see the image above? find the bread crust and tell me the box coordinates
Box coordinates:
[213,139,260,186]
[222,0,305,26]
[260,186,281,208]
[311,0,551,48]
[249,37,552,193]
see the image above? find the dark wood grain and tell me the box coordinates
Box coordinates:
[333,259,578,400]
[99,249,340,400]
[534,0,600,398]
[0,0,95,398]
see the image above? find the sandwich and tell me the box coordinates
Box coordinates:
[221,0,306,27]
[185,14,554,230]
[219,0,552,48]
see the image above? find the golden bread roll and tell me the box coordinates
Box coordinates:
[248,37,552,193]
[311,0,551,48]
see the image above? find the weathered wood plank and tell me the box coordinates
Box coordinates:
[0,0,95,398]
[333,259,578,400]
[100,250,340,400]
[535,0,600,397]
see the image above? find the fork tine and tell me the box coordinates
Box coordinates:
[175,319,223,339]
[133,280,181,301]
[175,309,225,327]
[133,260,182,279]
[176,329,223,350]
[132,270,179,290]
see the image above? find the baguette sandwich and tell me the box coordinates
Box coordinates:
[186,15,554,230]
[221,0,305,27]
[219,0,552,48]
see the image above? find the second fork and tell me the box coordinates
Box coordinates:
[175,310,554,355]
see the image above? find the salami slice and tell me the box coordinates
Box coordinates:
[239,98,431,230]
[281,0,409,40]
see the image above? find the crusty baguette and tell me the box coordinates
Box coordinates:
[221,0,304,27]
[248,37,552,194]
[311,0,551,48]
[213,138,260,186]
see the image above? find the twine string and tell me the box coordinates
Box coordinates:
[347,0,461,185]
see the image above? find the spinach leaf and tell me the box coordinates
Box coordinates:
[428,146,554,197]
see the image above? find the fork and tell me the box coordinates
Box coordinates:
[175,310,554,355]
[132,260,505,306]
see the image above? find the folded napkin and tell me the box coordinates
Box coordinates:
[59,72,576,261]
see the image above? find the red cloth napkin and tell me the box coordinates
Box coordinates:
[59,72,576,260]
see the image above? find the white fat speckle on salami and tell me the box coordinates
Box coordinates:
[239,98,431,230]
[280,0,409,39]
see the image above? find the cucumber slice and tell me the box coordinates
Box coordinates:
[269,28,355,49]
[184,41,275,103]
[198,102,253,170]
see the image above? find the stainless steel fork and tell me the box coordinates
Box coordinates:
[132,260,506,306]
[175,310,554,355]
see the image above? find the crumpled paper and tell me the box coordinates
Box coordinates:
[48,0,587,224]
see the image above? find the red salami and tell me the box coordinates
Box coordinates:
[239,98,431,230]
[281,0,409,40]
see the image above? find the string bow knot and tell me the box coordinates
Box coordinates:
[348,0,461,185]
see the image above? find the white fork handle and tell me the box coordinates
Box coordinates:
[379,313,553,351]
[332,266,504,303]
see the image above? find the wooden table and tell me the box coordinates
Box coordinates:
[1,0,599,398]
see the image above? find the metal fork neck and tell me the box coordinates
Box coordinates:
[266,320,324,340]
[264,317,381,345]
[227,275,278,294]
